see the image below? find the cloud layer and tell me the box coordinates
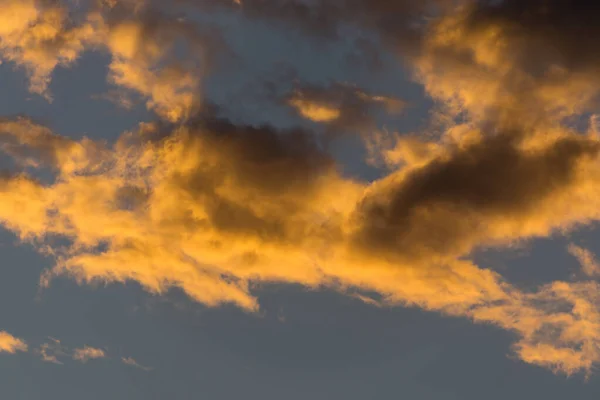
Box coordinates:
[2,0,600,378]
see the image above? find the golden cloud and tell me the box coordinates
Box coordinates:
[286,82,404,131]
[4,0,600,379]
[413,1,600,126]
[0,331,28,354]
[288,98,341,123]
[0,0,217,121]
[1,113,600,375]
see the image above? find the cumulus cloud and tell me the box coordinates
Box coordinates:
[413,0,600,125]
[0,331,28,354]
[353,127,600,264]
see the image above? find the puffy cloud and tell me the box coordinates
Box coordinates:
[413,0,600,125]
[97,8,217,121]
[0,331,28,354]
[72,346,106,363]
[352,127,600,264]
[0,0,97,98]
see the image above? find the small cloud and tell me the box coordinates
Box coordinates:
[288,98,341,122]
[122,356,152,371]
[285,82,404,131]
[37,337,67,364]
[0,331,28,354]
[568,244,600,277]
[72,346,106,363]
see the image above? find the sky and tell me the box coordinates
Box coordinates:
[2,0,600,398]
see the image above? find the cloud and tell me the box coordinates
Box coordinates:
[413,0,600,126]
[72,346,106,363]
[0,0,224,121]
[568,245,600,278]
[0,0,97,98]
[2,112,600,375]
[286,82,404,132]
[37,337,67,364]
[0,331,28,354]
[35,337,109,364]
[122,356,152,371]
[5,0,600,379]
[352,127,600,265]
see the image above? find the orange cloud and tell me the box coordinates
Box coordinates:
[2,114,600,375]
[0,0,97,98]
[4,0,600,379]
[0,0,217,121]
[286,82,404,132]
[414,1,600,125]
[569,245,600,278]
[288,98,340,122]
[0,331,27,354]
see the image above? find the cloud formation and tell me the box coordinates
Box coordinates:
[4,0,600,380]
[0,0,222,121]
[286,82,404,133]
[1,111,600,375]
[569,245,600,278]
[122,356,152,371]
[0,331,27,354]
[37,337,67,364]
[72,346,106,363]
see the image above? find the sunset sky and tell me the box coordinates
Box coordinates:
[2,0,600,398]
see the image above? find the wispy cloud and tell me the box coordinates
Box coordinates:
[569,245,600,277]
[121,356,152,371]
[37,337,67,364]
